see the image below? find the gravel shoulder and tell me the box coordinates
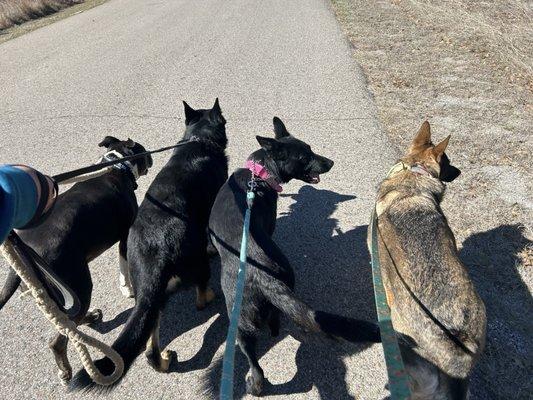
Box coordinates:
[331,1,532,398]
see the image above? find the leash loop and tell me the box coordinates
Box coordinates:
[1,232,124,385]
[220,167,256,400]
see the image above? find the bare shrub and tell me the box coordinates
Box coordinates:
[0,0,83,30]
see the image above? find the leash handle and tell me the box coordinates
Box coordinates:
[220,188,255,400]
[370,209,411,399]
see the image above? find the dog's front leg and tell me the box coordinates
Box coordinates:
[118,239,134,298]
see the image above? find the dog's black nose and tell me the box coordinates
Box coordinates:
[325,158,334,171]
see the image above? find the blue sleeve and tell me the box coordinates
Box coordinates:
[0,165,39,244]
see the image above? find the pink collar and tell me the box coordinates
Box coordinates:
[245,160,283,192]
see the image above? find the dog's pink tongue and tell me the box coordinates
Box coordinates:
[311,173,320,184]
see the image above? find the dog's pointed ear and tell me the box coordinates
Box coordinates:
[212,98,221,113]
[98,136,120,148]
[256,135,279,152]
[412,121,432,147]
[183,101,200,124]
[209,98,224,123]
[273,117,290,139]
[125,138,136,148]
[432,135,451,161]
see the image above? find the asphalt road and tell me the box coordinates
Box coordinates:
[0,1,398,399]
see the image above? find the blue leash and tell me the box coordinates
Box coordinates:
[220,182,256,400]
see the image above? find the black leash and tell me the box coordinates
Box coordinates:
[375,218,474,355]
[52,140,190,183]
[8,232,81,318]
[12,138,197,313]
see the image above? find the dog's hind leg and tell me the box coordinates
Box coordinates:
[237,330,264,396]
[195,256,215,311]
[206,229,218,258]
[195,285,215,311]
[268,308,280,337]
[118,238,134,298]
[145,313,177,372]
[49,333,71,384]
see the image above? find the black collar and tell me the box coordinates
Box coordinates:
[189,136,225,152]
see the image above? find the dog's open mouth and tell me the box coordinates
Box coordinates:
[304,172,321,184]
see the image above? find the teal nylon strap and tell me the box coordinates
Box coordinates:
[220,190,255,400]
[370,208,411,399]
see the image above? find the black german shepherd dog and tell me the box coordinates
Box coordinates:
[208,117,381,396]
[0,137,152,384]
[70,99,229,391]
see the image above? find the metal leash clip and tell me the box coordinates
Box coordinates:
[246,161,258,208]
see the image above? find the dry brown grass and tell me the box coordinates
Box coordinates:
[0,0,83,30]
[405,0,533,88]
[331,0,532,398]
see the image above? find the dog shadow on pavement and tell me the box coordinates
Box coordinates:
[92,253,227,374]
[201,185,378,399]
[460,224,533,400]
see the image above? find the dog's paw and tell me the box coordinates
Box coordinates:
[82,309,103,325]
[160,350,177,372]
[58,370,72,384]
[245,375,263,396]
[205,287,215,303]
[120,284,134,298]
[195,287,215,311]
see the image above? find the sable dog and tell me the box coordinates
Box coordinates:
[372,121,486,399]
[70,99,229,391]
[209,117,381,396]
[0,137,152,383]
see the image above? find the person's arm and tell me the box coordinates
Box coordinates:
[0,165,57,244]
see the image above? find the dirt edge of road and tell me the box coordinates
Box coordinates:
[0,0,108,45]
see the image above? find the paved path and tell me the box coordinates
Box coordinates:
[0,1,397,398]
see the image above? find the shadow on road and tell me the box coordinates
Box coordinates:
[201,185,378,399]
[92,307,132,334]
[460,224,533,399]
[91,255,227,374]
[90,185,379,398]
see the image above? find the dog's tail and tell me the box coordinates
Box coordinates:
[262,280,380,343]
[0,269,21,310]
[69,288,162,392]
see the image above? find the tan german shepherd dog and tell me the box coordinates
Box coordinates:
[370,121,486,399]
